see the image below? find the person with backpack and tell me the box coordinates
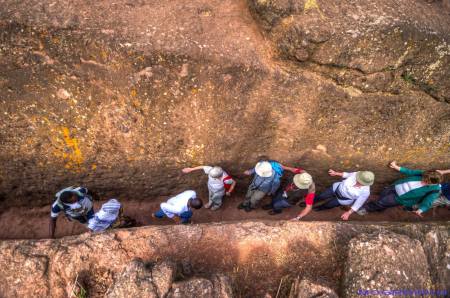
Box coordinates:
[182,165,236,210]
[238,158,301,212]
[360,161,445,217]
[49,186,94,238]
[313,169,375,220]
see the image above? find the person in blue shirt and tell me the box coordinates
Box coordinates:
[238,157,301,212]
[49,186,94,238]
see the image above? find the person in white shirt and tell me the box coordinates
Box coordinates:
[152,190,203,224]
[313,169,375,220]
[182,165,236,210]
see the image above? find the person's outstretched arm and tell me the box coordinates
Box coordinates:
[328,169,345,177]
[226,180,237,196]
[292,188,316,220]
[244,168,255,176]
[182,166,206,174]
[281,164,303,174]
[437,169,450,175]
[292,204,313,220]
[341,192,369,221]
[390,161,424,176]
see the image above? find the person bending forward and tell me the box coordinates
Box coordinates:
[313,169,374,220]
[153,190,203,224]
[360,161,445,217]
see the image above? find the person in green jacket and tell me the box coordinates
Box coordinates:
[361,161,445,217]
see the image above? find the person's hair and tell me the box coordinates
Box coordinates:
[422,170,443,185]
[60,191,75,203]
[190,198,203,209]
[257,155,270,162]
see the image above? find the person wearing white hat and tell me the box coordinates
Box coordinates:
[263,171,316,217]
[238,158,302,212]
[313,169,375,221]
[182,165,236,210]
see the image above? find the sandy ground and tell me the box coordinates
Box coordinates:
[0,194,448,240]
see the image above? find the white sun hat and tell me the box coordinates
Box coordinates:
[209,166,224,178]
[255,161,273,178]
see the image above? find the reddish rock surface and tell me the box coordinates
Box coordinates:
[0,0,448,208]
[0,222,448,297]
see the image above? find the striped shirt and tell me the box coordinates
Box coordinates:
[88,199,121,232]
[50,186,94,223]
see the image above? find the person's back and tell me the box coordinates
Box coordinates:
[164,190,196,215]
[153,190,202,224]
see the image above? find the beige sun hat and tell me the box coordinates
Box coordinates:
[208,166,224,178]
[293,172,313,189]
[356,171,375,186]
[255,161,273,178]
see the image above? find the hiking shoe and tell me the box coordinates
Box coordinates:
[268,209,282,215]
[204,202,212,209]
[356,208,367,216]
[210,205,221,211]
[244,205,253,212]
[237,203,247,209]
[262,204,273,210]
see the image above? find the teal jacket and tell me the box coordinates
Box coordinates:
[394,167,441,213]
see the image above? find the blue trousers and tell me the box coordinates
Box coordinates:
[314,186,342,210]
[270,189,292,211]
[364,185,400,212]
[154,209,193,223]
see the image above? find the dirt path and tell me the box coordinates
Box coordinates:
[1,195,448,240]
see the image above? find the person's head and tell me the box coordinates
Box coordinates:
[293,172,313,189]
[355,171,375,186]
[208,166,224,179]
[255,161,273,177]
[189,198,203,209]
[422,170,443,185]
[60,191,78,204]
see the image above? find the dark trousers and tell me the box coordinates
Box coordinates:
[364,185,400,212]
[269,189,292,212]
[314,186,342,210]
[154,209,193,223]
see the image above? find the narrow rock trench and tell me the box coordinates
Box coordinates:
[0,0,449,297]
[0,194,448,240]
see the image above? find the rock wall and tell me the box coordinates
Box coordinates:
[0,0,449,206]
[0,222,448,297]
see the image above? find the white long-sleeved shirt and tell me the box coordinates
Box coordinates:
[332,172,370,212]
[160,190,196,218]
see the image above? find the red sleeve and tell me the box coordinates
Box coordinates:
[305,193,315,206]
[293,168,304,174]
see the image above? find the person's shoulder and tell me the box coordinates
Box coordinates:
[184,190,197,197]
[203,166,213,173]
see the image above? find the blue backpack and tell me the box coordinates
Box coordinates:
[269,161,284,177]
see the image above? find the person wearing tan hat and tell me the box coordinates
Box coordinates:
[313,169,375,221]
[263,171,316,216]
[238,158,302,212]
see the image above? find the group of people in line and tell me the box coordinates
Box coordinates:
[49,157,450,238]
